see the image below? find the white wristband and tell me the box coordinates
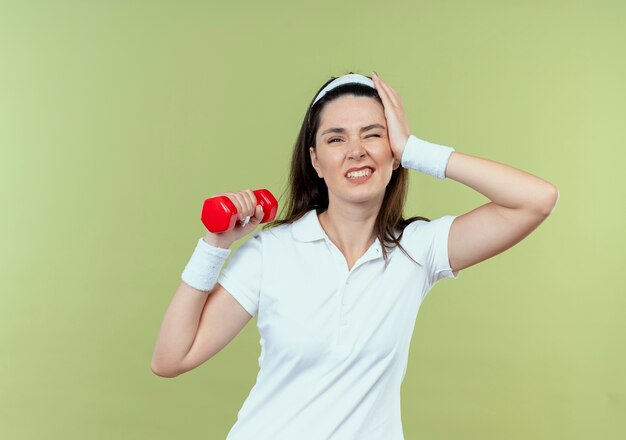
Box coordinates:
[181,237,231,292]
[400,134,455,180]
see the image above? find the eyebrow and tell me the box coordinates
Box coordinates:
[320,123,386,137]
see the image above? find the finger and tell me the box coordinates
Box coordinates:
[379,77,402,102]
[241,190,256,226]
[243,205,261,227]
[245,188,258,211]
[372,74,391,108]
[231,192,250,222]
[240,191,259,227]
[387,84,404,108]
[246,189,258,218]
[249,191,262,223]
[381,81,401,108]
[237,189,254,218]
[224,193,244,221]
[373,74,400,109]
[252,204,264,222]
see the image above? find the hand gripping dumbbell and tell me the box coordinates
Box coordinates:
[201,189,278,233]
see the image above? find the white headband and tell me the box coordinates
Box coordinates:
[312,73,375,106]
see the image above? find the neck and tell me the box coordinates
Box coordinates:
[318,203,379,254]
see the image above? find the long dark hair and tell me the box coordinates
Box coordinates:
[262,71,430,266]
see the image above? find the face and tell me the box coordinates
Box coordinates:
[309,95,400,206]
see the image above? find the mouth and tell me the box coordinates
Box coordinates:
[345,167,375,183]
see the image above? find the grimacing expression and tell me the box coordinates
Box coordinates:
[309,95,400,205]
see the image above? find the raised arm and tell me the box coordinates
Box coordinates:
[370,71,558,275]
[444,151,558,273]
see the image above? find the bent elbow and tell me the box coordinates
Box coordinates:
[151,362,181,378]
[542,185,559,216]
[533,185,559,216]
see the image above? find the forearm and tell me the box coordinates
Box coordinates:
[444,151,558,215]
[151,281,211,376]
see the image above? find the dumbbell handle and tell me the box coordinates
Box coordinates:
[201,189,278,233]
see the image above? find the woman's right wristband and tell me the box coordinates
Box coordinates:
[181,237,231,292]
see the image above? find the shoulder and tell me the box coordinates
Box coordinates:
[400,218,430,238]
[260,222,292,241]
[241,223,294,251]
[399,216,456,252]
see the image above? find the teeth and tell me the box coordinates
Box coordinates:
[346,168,372,178]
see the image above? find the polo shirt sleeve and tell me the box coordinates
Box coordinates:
[424,215,460,286]
[404,215,460,287]
[216,232,263,317]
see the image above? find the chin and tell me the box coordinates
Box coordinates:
[338,189,386,204]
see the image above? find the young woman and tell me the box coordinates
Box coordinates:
[152,72,559,439]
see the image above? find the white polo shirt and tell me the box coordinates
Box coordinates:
[216,208,460,439]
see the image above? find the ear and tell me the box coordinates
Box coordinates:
[309,146,323,178]
[392,157,401,171]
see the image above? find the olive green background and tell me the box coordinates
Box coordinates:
[1,1,624,439]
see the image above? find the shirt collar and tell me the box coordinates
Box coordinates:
[292,209,384,257]
[292,209,327,242]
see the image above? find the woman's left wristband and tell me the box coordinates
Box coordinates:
[400,134,455,180]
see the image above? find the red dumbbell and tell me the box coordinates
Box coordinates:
[201,189,278,233]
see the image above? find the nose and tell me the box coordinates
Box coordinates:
[347,141,367,160]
